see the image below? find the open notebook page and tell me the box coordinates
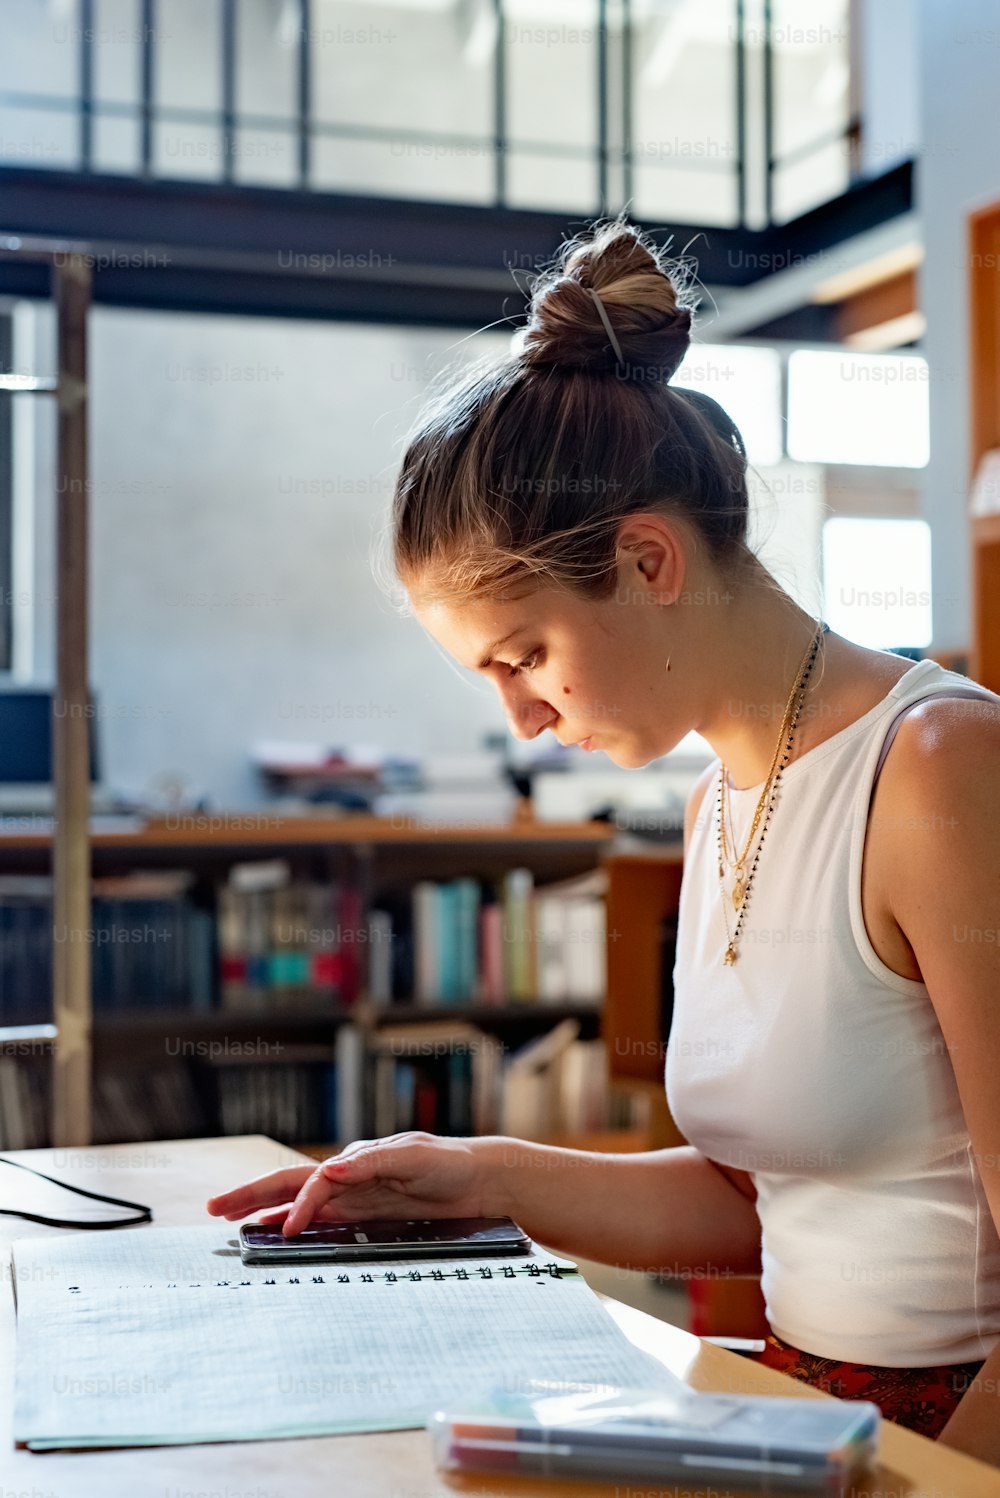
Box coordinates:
[12,1224,685,1450]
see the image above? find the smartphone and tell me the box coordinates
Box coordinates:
[239,1215,532,1265]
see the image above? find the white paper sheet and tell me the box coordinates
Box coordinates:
[12,1224,682,1449]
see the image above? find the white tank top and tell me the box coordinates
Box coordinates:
[666,657,1000,1365]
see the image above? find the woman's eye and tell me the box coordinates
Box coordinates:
[510,651,541,676]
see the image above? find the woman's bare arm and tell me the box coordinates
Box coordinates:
[480,1136,762,1276]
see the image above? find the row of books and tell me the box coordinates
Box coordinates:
[217,862,364,1010]
[0,1055,50,1149]
[0,873,214,1025]
[213,1059,339,1143]
[0,862,607,1021]
[218,864,606,1011]
[81,1029,365,1146]
[0,1017,642,1149]
[364,1017,641,1141]
[400,868,606,1007]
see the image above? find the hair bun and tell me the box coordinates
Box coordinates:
[520,218,694,381]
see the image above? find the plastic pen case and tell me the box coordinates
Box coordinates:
[429,1383,881,1495]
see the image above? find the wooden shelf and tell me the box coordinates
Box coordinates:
[87,1001,603,1053]
[0,814,616,853]
[972,512,1000,547]
[604,851,684,1087]
[91,1005,354,1036]
[970,201,1000,691]
[363,1001,601,1027]
[600,845,683,869]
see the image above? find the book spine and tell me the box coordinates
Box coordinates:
[564,896,606,1004]
[412,882,439,1005]
[437,883,462,1004]
[455,879,480,1003]
[366,909,393,1007]
[534,893,568,1004]
[477,901,504,1005]
[502,868,535,1002]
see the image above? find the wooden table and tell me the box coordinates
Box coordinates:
[2,1134,998,1498]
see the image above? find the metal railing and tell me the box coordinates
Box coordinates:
[0,0,857,228]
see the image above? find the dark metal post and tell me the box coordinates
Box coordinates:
[80,0,94,170]
[763,0,774,225]
[140,0,155,175]
[735,0,746,226]
[622,0,633,209]
[597,0,608,214]
[221,0,236,183]
[492,0,506,207]
[298,0,312,188]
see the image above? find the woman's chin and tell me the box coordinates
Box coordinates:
[600,742,644,769]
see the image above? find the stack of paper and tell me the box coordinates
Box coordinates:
[12,1224,684,1451]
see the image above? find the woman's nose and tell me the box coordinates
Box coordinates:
[498,682,557,740]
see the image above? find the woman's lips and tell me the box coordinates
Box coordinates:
[579,737,595,751]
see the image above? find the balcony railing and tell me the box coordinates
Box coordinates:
[0,0,859,229]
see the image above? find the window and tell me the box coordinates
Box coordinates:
[674,343,783,466]
[787,350,929,468]
[822,517,933,650]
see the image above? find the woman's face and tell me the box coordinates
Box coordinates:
[411,557,694,769]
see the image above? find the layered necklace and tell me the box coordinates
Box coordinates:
[716,619,829,966]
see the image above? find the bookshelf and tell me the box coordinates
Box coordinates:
[0,813,621,1149]
[1,807,747,1332]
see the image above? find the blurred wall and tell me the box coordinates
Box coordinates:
[918,0,1000,652]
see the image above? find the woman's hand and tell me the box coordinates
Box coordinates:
[205,1132,498,1238]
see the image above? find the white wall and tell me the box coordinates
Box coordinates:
[857,0,919,177]
[24,306,518,806]
[917,0,1000,652]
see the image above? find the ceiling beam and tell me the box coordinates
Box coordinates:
[0,160,913,328]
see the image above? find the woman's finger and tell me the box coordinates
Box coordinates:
[320,1142,418,1188]
[206,1166,313,1220]
[281,1144,425,1236]
[282,1162,347,1237]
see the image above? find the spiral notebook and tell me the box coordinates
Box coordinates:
[11,1224,683,1450]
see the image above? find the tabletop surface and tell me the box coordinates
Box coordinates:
[2,1132,999,1498]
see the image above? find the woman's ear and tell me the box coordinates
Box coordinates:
[616,516,685,594]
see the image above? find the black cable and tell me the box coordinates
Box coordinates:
[0,1154,153,1229]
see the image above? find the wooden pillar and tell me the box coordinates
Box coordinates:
[52,256,92,1147]
[969,203,1000,692]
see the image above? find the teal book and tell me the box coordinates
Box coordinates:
[437,882,463,1004]
[453,878,481,1002]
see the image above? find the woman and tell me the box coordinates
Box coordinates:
[208,219,1000,1465]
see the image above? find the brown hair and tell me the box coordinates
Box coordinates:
[391,217,753,603]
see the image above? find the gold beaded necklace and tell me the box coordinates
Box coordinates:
[716,620,828,966]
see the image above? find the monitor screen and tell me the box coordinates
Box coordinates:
[0,690,100,784]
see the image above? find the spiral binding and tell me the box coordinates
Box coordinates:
[137,1261,579,1291]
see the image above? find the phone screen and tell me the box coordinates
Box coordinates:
[240,1216,532,1263]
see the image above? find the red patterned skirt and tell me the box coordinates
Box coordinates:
[745,1331,985,1440]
